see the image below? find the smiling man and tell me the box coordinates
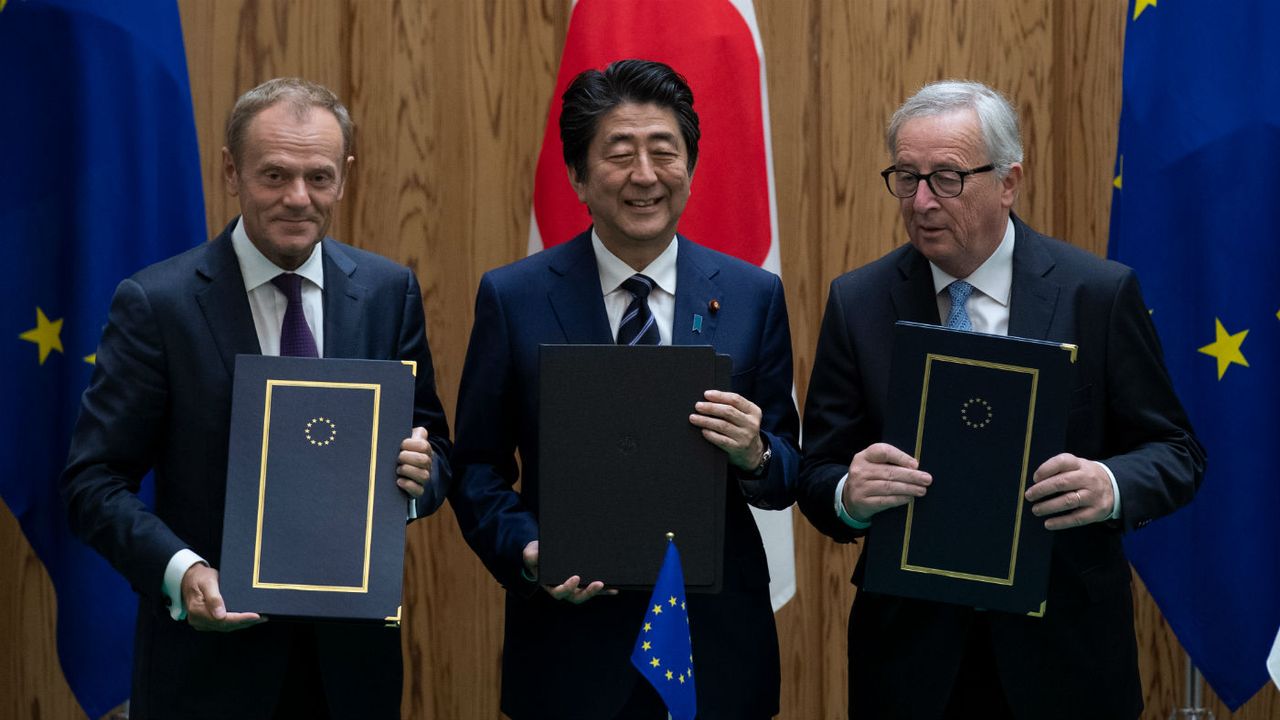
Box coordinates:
[797,80,1205,719]
[61,78,451,719]
[449,59,800,719]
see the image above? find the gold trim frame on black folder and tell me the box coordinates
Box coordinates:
[219,355,415,622]
[901,355,1040,587]
[863,322,1076,615]
[252,379,382,594]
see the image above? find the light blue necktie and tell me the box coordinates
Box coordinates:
[945,280,974,331]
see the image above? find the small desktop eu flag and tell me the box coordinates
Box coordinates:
[630,535,697,719]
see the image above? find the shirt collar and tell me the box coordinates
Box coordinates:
[231,217,326,292]
[928,216,1015,307]
[591,229,678,297]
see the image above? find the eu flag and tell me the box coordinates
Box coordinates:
[1109,1,1280,709]
[631,538,697,720]
[0,0,205,716]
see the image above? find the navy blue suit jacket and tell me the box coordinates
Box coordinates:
[798,216,1204,719]
[61,220,451,719]
[450,231,799,719]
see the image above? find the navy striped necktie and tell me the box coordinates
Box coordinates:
[616,274,661,346]
[271,272,319,357]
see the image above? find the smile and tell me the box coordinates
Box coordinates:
[625,198,661,208]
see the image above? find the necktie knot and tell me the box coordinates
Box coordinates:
[621,274,655,300]
[945,280,974,331]
[271,272,304,302]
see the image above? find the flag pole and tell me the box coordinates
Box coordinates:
[1169,654,1215,719]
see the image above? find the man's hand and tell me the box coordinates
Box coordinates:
[690,390,764,471]
[396,426,433,499]
[1026,453,1115,530]
[522,540,615,604]
[841,443,932,523]
[181,563,264,632]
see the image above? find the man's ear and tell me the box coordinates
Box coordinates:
[221,147,239,196]
[1000,162,1023,209]
[567,165,589,204]
[336,155,355,200]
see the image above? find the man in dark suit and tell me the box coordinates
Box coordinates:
[60,78,451,719]
[449,59,799,719]
[797,80,1205,719]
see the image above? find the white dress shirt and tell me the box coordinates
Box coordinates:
[835,217,1120,527]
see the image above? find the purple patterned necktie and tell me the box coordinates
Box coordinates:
[271,272,319,357]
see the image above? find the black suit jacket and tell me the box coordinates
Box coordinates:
[449,231,800,719]
[61,220,452,719]
[798,216,1204,719]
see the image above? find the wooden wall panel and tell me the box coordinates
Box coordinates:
[2,1,1277,718]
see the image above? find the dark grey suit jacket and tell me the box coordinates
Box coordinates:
[798,216,1204,719]
[61,220,451,719]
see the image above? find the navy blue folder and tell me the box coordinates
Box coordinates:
[219,355,414,623]
[862,322,1075,616]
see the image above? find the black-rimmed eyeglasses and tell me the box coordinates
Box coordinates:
[880,164,995,198]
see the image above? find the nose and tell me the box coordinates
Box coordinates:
[630,152,658,185]
[912,178,941,212]
[282,177,310,208]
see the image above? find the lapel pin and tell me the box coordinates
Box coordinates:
[692,314,703,333]
[708,299,720,314]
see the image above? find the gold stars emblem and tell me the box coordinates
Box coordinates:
[1198,318,1249,380]
[668,596,678,606]
[305,417,337,446]
[652,604,662,615]
[961,398,992,429]
[665,669,674,681]
[650,657,660,668]
[641,641,651,651]
[19,307,64,365]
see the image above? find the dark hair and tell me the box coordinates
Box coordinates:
[225,77,354,166]
[560,59,700,180]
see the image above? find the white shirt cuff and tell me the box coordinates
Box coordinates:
[162,549,207,621]
[834,474,872,529]
[1095,461,1122,521]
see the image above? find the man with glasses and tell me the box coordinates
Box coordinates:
[797,80,1203,718]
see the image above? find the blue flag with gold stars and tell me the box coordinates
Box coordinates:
[1109,0,1280,709]
[0,0,204,716]
[631,538,697,720]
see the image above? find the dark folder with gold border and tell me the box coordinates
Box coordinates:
[219,355,415,624]
[862,321,1076,616]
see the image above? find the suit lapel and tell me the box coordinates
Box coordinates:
[671,237,720,346]
[1007,218,1060,340]
[321,239,366,358]
[890,247,943,325]
[195,229,261,378]
[546,232,613,343]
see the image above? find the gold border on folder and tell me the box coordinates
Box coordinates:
[900,354,1039,587]
[252,380,382,593]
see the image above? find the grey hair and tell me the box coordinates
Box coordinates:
[225,77,354,166]
[886,80,1023,176]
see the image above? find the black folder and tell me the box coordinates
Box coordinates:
[537,345,729,592]
[862,322,1076,615]
[219,355,415,624]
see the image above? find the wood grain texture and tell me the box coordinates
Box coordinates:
[2,1,1276,718]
